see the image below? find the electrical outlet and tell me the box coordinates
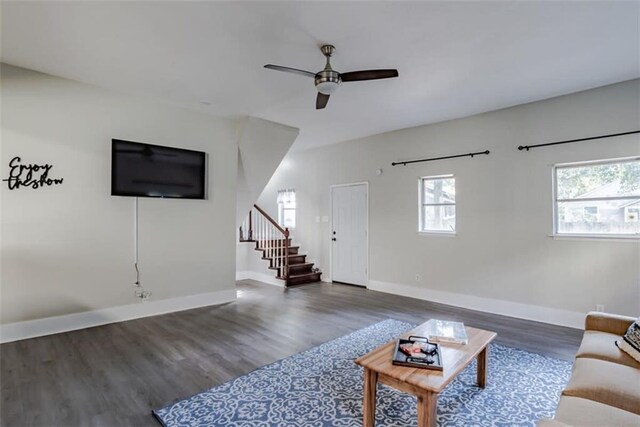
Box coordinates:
[135,290,152,301]
[415,274,421,282]
[596,304,605,312]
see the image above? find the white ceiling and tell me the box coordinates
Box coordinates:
[2,1,639,150]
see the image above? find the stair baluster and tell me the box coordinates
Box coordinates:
[277,235,282,276]
[269,225,273,264]
[284,227,289,280]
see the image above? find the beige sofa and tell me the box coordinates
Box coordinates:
[538,312,640,427]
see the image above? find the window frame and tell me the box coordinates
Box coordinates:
[418,174,456,235]
[552,156,640,240]
[277,190,296,229]
[625,206,639,223]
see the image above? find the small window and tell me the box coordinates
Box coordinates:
[625,207,639,223]
[420,175,456,233]
[277,189,296,229]
[554,158,640,237]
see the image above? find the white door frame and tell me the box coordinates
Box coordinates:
[329,182,369,287]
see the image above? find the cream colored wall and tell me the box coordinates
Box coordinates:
[236,117,299,227]
[1,64,238,324]
[253,79,640,321]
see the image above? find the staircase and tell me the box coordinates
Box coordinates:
[240,204,322,287]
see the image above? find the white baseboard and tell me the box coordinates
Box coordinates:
[0,288,237,344]
[236,271,285,287]
[368,280,585,329]
[235,271,251,281]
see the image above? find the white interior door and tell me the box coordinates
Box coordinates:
[331,183,368,286]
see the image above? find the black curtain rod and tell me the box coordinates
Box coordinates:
[392,150,490,166]
[518,130,640,151]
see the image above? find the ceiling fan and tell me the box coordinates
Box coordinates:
[264,45,399,110]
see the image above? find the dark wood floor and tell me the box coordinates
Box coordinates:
[1,280,583,427]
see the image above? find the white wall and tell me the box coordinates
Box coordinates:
[236,117,299,227]
[251,79,640,326]
[1,64,238,330]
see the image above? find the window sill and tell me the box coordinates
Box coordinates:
[418,231,457,237]
[550,233,640,242]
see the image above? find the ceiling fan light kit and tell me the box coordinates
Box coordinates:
[264,44,398,109]
[315,71,341,95]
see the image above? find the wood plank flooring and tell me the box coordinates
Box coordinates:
[1,280,583,427]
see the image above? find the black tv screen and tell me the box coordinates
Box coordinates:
[111,139,206,199]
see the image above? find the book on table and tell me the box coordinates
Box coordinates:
[424,319,469,345]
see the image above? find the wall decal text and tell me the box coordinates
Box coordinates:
[3,156,64,190]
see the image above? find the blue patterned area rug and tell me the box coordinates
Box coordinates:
[153,319,571,427]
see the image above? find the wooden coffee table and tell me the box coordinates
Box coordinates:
[355,321,496,427]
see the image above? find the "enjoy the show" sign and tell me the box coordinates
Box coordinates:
[2,156,64,190]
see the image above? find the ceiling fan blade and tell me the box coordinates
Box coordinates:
[264,64,316,78]
[316,93,330,110]
[340,69,399,82]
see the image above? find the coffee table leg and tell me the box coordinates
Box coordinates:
[363,368,378,427]
[417,391,438,427]
[477,346,488,388]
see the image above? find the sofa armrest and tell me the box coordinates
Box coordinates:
[585,312,635,335]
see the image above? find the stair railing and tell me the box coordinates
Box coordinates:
[239,204,290,281]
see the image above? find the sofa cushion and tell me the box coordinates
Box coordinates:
[554,396,640,426]
[576,330,638,368]
[616,318,640,363]
[562,358,640,415]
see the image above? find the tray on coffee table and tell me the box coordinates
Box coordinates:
[391,335,443,371]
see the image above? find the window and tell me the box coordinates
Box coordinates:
[554,157,640,237]
[625,207,639,223]
[419,175,456,233]
[277,189,296,228]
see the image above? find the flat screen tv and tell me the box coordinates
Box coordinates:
[111,139,206,199]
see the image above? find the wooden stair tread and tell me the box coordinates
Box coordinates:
[255,246,300,251]
[277,271,322,280]
[288,272,321,279]
[265,253,306,259]
[269,262,314,270]
[284,271,322,286]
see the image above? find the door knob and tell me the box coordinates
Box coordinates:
[332,238,336,241]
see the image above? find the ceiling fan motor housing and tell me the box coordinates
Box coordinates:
[315,69,341,94]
